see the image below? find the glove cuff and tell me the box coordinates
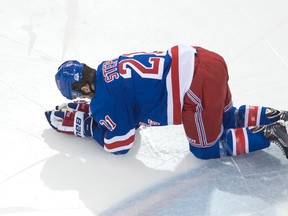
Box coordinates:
[76,102,90,113]
[74,111,85,137]
[83,115,93,137]
[73,111,93,137]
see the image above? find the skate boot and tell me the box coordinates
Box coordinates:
[265,107,288,121]
[250,120,288,159]
[279,110,288,122]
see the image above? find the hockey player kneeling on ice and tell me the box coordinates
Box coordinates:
[45,45,288,159]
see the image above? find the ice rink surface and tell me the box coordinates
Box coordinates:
[1,0,288,215]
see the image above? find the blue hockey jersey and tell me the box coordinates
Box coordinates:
[90,45,196,154]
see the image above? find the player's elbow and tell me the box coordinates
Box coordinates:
[104,141,133,154]
[103,130,135,155]
[112,149,130,155]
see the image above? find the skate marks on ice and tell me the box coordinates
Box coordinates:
[100,149,288,216]
[40,127,193,215]
[40,127,288,216]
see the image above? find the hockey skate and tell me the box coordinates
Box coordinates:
[265,107,288,122]
[250,120,288,159]
[279,110,288,122]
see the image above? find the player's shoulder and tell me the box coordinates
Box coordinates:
[90,85,123,120]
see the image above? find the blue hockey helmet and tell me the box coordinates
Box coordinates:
[55,60,84,99]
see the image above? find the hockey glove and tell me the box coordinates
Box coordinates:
[55,100,90,113]
[45,110,95,137]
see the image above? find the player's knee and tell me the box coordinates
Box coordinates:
[189,141,220,159]
[223,128,270,157]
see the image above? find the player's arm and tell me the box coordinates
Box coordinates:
[94,113,136,154]
[45,109,96,138]
[90,99,136,154]
[45,101,135,154]
[104,127,135,155]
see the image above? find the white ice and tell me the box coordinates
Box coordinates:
[1,0,288,215]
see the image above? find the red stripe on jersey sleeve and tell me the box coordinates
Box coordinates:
[235,128,246,155]
[170,46,181,124]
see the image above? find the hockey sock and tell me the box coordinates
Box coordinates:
[236,105,281,128]
[222,127,270,157]
[223,106,237,130]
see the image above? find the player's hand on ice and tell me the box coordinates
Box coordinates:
[45,110,95,137]
[55,100,90,113]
